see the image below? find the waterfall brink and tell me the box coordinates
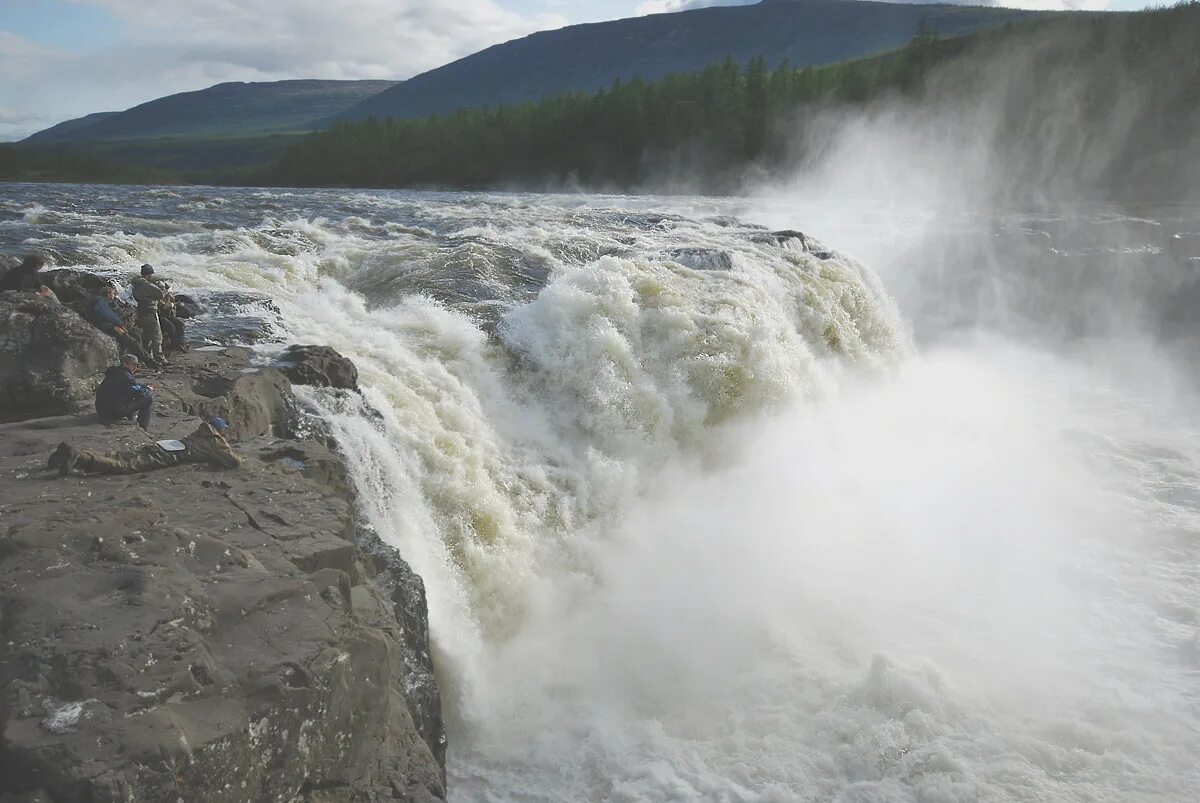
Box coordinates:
[7,185,1198,802]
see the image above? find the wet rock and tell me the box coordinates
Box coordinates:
[752,230,835,259]
[172,293,204,318]
[359,526,447,775]
[0,293,117,420]
[668,248,734,272]
[276,345,359,392]
[42,269,112,308]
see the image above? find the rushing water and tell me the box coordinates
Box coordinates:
[3,183,1199,802]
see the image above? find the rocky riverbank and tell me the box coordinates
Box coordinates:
[0,281,446,802]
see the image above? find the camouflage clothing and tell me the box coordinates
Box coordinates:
[75,422,240,475]
[131,276,167,362]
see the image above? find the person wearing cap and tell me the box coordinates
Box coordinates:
[94,353,155,429]
[49,417,240,477]
[90,284,159,368]
[131,264,169,365]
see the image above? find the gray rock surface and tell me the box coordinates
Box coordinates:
[0,293,118,421]
[0,342,445,801]
[277,345,360,392]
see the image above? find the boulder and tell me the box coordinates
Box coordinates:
[277,345,359,391]
[195,367,297,443]
[0,293,117,420]
[42,269,113,308]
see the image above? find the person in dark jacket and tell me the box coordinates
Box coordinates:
[0,255,45,293]
[95,354,154,429]
[90,285,158,367]
[49,418,239,477]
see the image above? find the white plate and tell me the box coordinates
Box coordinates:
[194,345,226,352]
[156,439,186,452]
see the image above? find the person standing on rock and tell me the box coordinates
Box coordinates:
[50,417,240,477]
[0,254,46,293]
[142,264,189,354]
[95,353,155,429]
[90,284,158,368]
[131,264,169,365]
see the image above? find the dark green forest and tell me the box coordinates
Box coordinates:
[0,144,174,185]
[267,3,1200,199]
[268,27,970,191]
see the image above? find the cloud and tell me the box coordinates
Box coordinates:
[4,0,565,138]
[635,0,753,14]
[0,30,53,80]
[69,0,565,80]
[635,0,1112,12]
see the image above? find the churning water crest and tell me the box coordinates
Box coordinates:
[3,184,1199,802]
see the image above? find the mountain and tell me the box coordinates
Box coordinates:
[333,0,1045,124]
[26,111,121,141]
[25,80,397,144]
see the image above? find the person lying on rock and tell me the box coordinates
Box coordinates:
[95,353,155,429]
[0,254,46,293]
[49,417,240,477]
[90,284,159,368]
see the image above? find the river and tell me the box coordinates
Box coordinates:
[2,183,1198,801]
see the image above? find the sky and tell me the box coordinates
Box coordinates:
[0,0,1159,141]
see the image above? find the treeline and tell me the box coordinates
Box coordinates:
[265,3,1200,197]
[0,144,175,185]
[267,28,966,191]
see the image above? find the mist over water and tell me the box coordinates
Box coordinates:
[3,179,1199,800]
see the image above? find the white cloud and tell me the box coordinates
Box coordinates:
[637,0,1111,12]
[5,0,565,138]
[635,0,753,14]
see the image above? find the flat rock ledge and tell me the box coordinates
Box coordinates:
[0,307,445,801]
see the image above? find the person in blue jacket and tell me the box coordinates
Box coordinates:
[95,353,155,429]
[90,284,158,368]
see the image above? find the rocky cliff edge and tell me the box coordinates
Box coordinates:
[0,283,446,803]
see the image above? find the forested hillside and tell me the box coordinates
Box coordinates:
[25,80,397,143]
[335,0,1043,123]
[267,5,1200,201]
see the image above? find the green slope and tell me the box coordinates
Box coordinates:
[24,80,397,144]
[334,0,1047,124]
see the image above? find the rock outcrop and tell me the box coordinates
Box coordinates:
[276,345,360,392]
[0,293,118,420]
[0,309,445,801]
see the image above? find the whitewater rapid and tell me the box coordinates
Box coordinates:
[3,185,1198,801]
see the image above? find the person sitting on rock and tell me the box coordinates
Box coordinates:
[0,254,46,293]
[90,284,158,368]
[49,418,240,477]
[95,353,155,429]
[131,264,169,365]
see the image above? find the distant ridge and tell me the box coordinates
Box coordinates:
[25,80,397,144]
[332,0,1044,124]
[27,111,121,141]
